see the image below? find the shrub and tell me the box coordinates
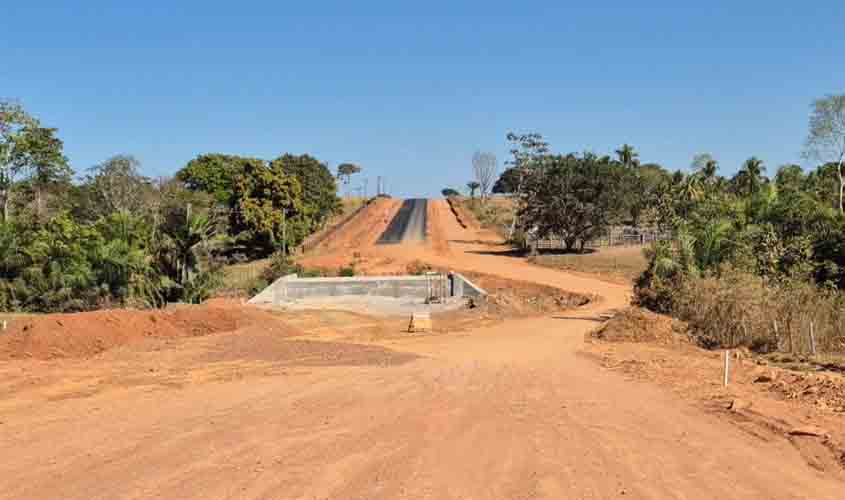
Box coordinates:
[261,251,302,283]
[338,265,356,277]
[638,266,845,354]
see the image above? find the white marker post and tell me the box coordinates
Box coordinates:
[723,349,731,387]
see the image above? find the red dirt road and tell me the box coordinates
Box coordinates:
[1,200,843,499]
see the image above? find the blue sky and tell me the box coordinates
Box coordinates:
[3,1,843,197]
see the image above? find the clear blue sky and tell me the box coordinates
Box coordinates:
[3,1,843,197]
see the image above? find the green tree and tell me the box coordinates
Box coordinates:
[441,188,460,197]
[270,154,340,231]
[157,209,221,303]
[774,164,805,196]
[177,153,248,204]
[492,167,521,194]
[691,153,719,185]
[626,162,670,226]
[804,94,845,213]
[336,163,362,186]
[615,144,640,169]
[519,153,626,252]
[0,100,38,222]
[505,131,549,237]
[229,158,305,256]
[14,126,70,220]
[732,157,766,197]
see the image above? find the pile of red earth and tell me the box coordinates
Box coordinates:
[0,300,300,360]
[591,307,687,345]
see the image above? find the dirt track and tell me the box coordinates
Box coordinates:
[1,199,843,499]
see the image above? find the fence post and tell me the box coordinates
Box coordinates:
[723,350,731,387]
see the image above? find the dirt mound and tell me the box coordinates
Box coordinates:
[0,301,300,360]
[591,307,687,344]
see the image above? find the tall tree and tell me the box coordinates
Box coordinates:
[691,153,719,185]
[466,181,480,199]
[177,153,247,204]
[492,167,521,194]
[774,164,806,196]
[804,94,845,213]
[87,155,151,215]
[0,100,37,222]
[471,151,498,202]
[732,157,766,197]
[505,131,549,237]
[336,163,362,191]
[519,154,626,252]
[14,126,70,219]
[229,158,305,256]
[615,144,640,169]
[270,154,340,231]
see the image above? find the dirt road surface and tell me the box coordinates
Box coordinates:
[1,199,842,499]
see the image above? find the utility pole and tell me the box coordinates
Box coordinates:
[377,176,382,196]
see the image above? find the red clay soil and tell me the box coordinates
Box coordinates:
[445,197,481,230]
[0,301,300,361]
[309,197,402,255]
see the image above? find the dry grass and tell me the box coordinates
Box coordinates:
[531,246,648,283]
[671,270,845,355]
[457,196,515,235]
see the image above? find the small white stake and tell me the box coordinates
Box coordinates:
[723,349,731,387]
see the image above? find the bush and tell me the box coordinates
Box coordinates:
[338,265,356,277]
[261,251,303,283]
[638,267,845,354]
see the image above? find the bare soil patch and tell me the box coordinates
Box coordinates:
[585,306,845,475]
[0,300,298,360]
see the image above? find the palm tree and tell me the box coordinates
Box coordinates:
[467,181,480,199]
[733,157,766,196]
[691,154,719,185]
[615,144,640,169]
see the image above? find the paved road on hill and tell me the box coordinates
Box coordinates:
[377,198,427,244]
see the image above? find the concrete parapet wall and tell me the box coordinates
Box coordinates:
[250,273,487,306]
[251,275,450,305]
[450,273,487,300]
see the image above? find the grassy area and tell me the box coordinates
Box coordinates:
[222,259,271,294]
[530,246,648,283]
[459,196,515,235]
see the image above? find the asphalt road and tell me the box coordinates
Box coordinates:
[377,198,428,244]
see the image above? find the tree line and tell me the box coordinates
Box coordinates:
[0,100,346,312]
[495,93,845,352]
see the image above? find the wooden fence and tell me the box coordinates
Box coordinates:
[533,228,672,251]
